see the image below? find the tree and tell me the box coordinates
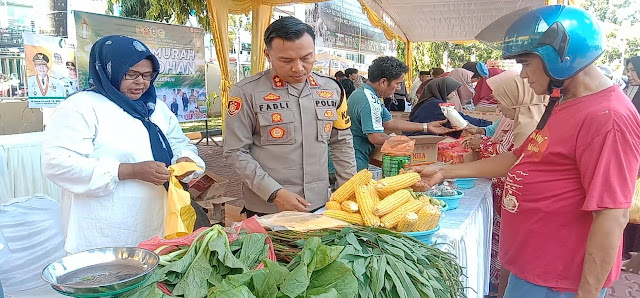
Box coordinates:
[397,40,501,76]
[107,0,209,30]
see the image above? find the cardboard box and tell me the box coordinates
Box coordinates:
[463,110,502,122]
[369,135,446,168]
[188,171,229,201]
[195,196,238,224]
[225,203,246,227]
[474,106,498,113]
[385,111,411,135]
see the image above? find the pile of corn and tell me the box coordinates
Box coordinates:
[323,169,441,232]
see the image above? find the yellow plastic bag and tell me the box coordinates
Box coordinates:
[165,162,203,239]
[630,178,640,224]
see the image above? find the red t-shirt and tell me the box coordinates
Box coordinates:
[500,85,640,292]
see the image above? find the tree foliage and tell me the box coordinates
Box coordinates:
[106,0,212,31]
[397,40,501,75]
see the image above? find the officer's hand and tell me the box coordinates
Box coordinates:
[119,161,170,185]
[273,189,311,212]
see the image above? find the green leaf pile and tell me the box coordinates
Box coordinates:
[209,237,358,298]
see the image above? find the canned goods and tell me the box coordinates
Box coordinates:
[382,154,411,177]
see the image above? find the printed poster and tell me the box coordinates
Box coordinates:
[74,11,207,122]
[23,33,78,108]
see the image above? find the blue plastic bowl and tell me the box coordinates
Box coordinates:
[434,190,464,209]
[403,225,440,245]
[455,178,477,189]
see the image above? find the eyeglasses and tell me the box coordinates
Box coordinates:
[124,71,158,81]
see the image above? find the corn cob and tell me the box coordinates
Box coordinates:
[375,172,421,194]
[380,200,424,229]
[355,185,380,227]
[323,210,364,225]
[330,169,373,203]
[414,204,441,231]
[374,189,413,216]
[395,212,418,232]
[417,195,431,205]
[368,180,383,202]
[325,201,341,210]
[341,200,359,213]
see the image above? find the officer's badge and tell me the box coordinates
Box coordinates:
[227,97,242,117]
[323,123,332,134]
[269,127,285,139]
[324,109,335,118]
[271,113,282,123]
[308,75,318,87]
[263,93,281,101]
[273,75,285,88]
[316,90,334,98]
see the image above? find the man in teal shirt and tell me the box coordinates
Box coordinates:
[348,57,453,170]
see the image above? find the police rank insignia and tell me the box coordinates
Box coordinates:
[271,113,283,123]
[269,127,285,139]
[273,75,285,88]
[316,90,334,98]
[324,109,335,118]
[227,97,242,117]
[323,123,332,133]
[308,75,319,87]
[263,93,281,101]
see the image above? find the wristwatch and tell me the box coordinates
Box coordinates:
[267,188,282,203]
[422,122,430,132]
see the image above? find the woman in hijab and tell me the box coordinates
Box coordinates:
[473,67,504,108]
[407,77,491,138]
[42,36,206,254]
[448,68,476,110]
[463,73,548,297]
[626,56,640,111]
[461,61,489,82]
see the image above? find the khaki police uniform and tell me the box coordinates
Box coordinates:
[223,69,357,214]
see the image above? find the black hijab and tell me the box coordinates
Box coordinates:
[410,77,462,117]
[88,35,173,165]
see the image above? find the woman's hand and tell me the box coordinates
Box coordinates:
[462,135,483,151]
[409,164,446,192]
[119,161,170,185]
[175,157,196,180]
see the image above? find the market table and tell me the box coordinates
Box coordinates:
[433,178,493,298]
[0,132,61,203]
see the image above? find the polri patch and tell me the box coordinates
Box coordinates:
[269,126,285,139]
[263,93,281,101]
[227,97,242,117]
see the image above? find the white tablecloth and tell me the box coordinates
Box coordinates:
[432,178,493,298]
[0,132,61,203]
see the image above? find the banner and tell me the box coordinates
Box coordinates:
[74,11,207,122]
[23,33,77,108]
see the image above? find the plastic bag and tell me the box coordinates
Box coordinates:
[630,178,640,224]
[381,135,415,156]
[228,216,277,269]
[165,162,203,239]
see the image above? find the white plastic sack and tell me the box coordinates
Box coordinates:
[0,195,65,294]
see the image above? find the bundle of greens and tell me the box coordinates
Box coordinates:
[270,227,464,298]
[124,225,270,298]
[208,237,357,298]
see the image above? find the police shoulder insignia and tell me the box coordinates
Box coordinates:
[273,75,286,88]
[263,93,281,101]
[308,75,319,87]
[269,126,285,138]
[227,97,243,117]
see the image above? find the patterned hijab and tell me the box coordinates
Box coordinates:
[88,35,173,165]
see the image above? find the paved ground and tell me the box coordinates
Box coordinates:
[195,141,640,297]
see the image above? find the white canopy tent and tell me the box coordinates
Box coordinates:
[358,0,547,42]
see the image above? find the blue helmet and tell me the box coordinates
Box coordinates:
[502,5,604,81]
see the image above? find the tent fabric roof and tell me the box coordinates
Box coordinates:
[360,0,547,42]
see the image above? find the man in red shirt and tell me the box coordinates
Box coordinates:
[413,5,640,298]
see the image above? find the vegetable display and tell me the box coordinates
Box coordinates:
[324,171,442,232]
[270,227,465,298]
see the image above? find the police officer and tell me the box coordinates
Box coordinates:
[223,17,357,216]
[27,53,64,98]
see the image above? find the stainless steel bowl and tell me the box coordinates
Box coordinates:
[41,247,159,296]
